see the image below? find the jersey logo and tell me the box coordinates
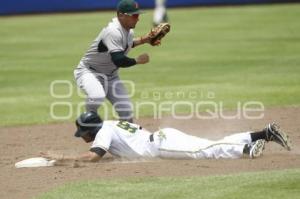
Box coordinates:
[158,130,166,141]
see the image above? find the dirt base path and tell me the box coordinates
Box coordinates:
[0,107,299,199]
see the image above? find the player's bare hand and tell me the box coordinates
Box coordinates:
[136,53,149,64]
[40,151,63,160]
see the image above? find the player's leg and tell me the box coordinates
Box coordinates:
[207,123,291,158]
[153,0,167,26]
[221,132,252,144]
[210,129,267,159]
[152,128,222,159]
[222,123,291,150]
[251,123,291,150]
[74,69,107,112]
[153,128,262,159]
[106,75,133,122]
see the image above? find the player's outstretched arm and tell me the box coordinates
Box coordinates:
[133,35,160,47]
[40,151,102,163]
[133,36,151,47]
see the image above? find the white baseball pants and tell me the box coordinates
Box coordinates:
[152,128,251,159]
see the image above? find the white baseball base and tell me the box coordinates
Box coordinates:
[15,157,56,168]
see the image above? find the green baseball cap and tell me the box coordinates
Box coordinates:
[117,0,143,15]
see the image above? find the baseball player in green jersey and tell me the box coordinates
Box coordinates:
[74,0,167,122]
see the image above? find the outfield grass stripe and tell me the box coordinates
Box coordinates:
[35,169,300,199]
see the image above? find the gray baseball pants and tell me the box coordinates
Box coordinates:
[74,67,133,122]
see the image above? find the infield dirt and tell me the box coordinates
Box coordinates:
[0,107,299,199]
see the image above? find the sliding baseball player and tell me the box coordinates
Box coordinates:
[41,112,291,163]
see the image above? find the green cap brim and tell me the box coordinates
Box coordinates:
[125,10,145,15]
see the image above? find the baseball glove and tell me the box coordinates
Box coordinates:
[148,23,171,46]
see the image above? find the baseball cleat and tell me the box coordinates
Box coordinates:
[249,139,265,159]
[265,123,291,151]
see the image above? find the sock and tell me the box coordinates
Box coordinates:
[243,144,251,155]
[250,130,267,142]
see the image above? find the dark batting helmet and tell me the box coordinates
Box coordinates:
[74,111,103,138]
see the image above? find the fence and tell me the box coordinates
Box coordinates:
[0,0,298,15]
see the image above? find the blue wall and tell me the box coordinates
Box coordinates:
[0,0,297,15]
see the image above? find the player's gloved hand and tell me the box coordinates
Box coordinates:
[139,23,170,46]
[136,53,149,64]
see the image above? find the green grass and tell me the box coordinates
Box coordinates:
[1,4,300,126]
[35,169,300,199]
